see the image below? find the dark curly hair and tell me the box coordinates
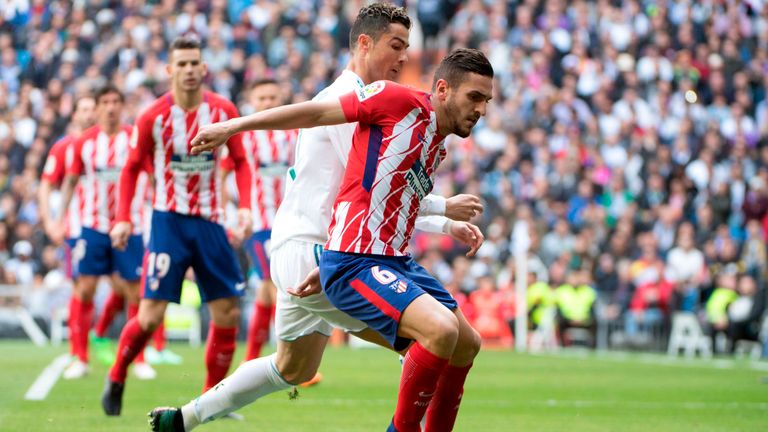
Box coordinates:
[349,2,411,49]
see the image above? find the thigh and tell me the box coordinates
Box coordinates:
[113,234,144,282]
[189,217,245,303]
[78,228,111,276]
[319,251,426,351]
[272,242,365,341]
[244,229,272,280]
[142,212,190,303]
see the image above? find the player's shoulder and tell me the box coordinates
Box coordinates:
[80,125,101,141]
[50,134,74,153]
[205,91,237,111]
[356,81,424,104]
[137,94,171,124]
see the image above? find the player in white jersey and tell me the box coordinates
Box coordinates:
[149,4,483,431]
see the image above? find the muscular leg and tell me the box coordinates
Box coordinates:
[203,296,241,392]
[424,309,481,432]
[179,333,326,431]
[391,294,459,432]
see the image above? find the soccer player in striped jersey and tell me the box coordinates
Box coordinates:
[102,36,253,416]
[38,95,95,368]
[189,48,493,432]
[220,79,297,362]
[56,86,155,380]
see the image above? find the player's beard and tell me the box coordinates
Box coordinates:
[446,97,474,138]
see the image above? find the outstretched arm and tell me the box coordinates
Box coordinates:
[191,99,347,154]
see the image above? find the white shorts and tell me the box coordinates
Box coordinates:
[270,240,367,341]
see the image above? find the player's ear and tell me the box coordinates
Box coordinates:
[357,34,372,54]
[434,79,450,101]
[201,61,208,78]
[165,63,172,77]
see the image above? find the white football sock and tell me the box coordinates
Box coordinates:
[180,353,290,430]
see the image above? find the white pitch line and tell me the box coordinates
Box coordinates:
[24,354,71,401]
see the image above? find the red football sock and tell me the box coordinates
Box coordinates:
[126,304,146,363]
[393,343,449,432]
[94,291,125,337]
[79,299,94,362]
[109,317,153,383]
[424,363,473,432]
[153,321,166,351]
[70,297,94,363]
[203,323,238,393]
[67,296,78,357]
[244,302,271,361]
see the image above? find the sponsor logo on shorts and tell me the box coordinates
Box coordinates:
[235,282,246,292]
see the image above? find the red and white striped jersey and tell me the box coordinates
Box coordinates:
[326,81,447,256]
[117,91,252,225]
[222,129,297,231]
[42,135,82,238]
[66,125,151,234]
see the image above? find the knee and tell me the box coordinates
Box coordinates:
[427,311,460,348]
[212,302,241,328]
[456,327,482,361]
[138,310,163,332]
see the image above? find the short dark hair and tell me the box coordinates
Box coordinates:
[94,84,124,103]
[170,35,202,53]
[73,94,95,112]
[349,3,411,49]
[432,48,494,91]
[250,78,279,90]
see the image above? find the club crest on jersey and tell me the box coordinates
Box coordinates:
[404,158,433,200]
[390,280,408,294]
[356,81,386,102]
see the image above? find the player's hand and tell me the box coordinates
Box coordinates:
[445,194,483,222]
[286,268,322,298]
[191,121,234,154]
[45,219,65,246]
[447,221,485,257]
[232,208,252,244]
[110,221,133,251]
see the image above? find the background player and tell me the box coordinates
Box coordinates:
[103,36,253,416]
[37,95,96,365]
[57,85,154,380]
[220,79,296,363]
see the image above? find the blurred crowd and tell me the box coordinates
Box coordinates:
[1,0,767,353]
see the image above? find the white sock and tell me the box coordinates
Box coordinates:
[180,353,291,430]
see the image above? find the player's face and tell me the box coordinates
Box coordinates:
[367,23,409,82]
[73,97,96,129]
[96,92,123,129]
[249,83,282,112]
[168,48,207,92]
[442,73,493,138]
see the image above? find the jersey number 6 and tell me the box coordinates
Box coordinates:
[371,266,397,285]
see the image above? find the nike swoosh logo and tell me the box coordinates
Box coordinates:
[418,391,434,398]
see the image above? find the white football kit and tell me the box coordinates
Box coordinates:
[270,70,449,340]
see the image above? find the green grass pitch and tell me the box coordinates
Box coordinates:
[1,341,766,431]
